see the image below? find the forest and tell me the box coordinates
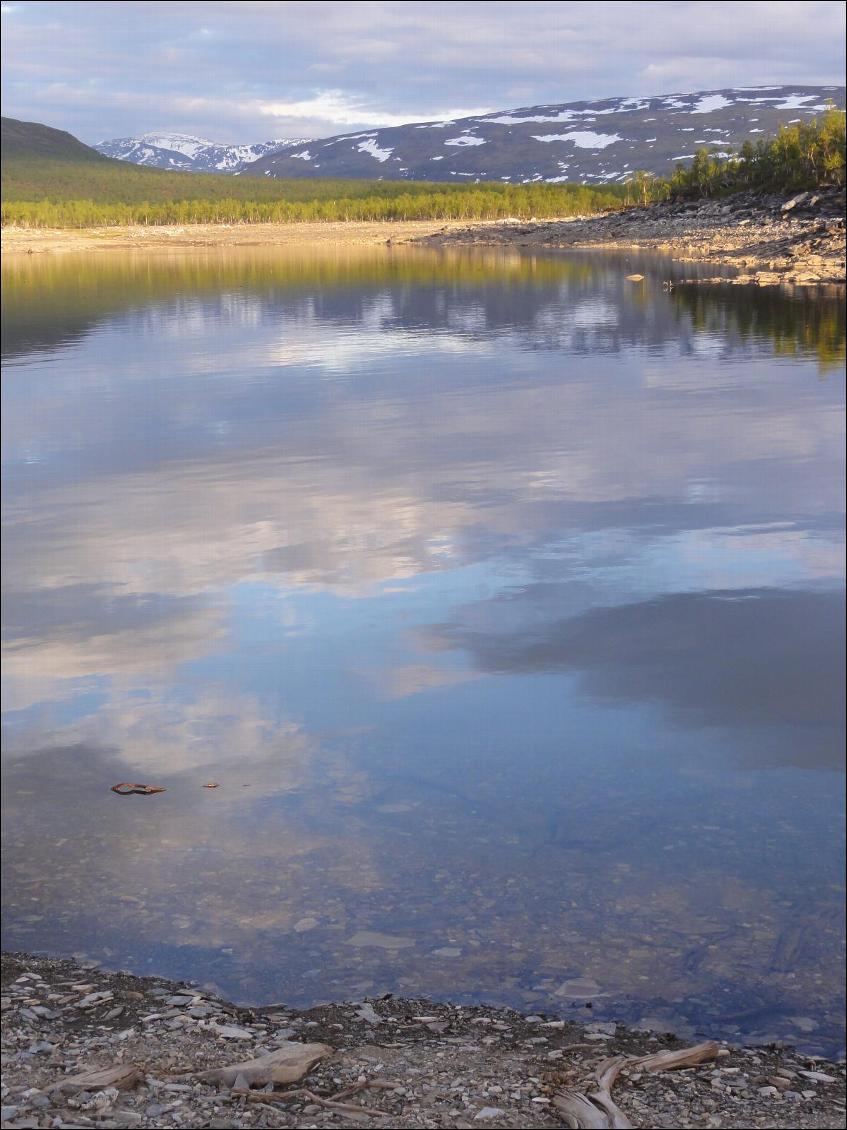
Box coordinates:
[1,157,626,227]
[625,107,846,203]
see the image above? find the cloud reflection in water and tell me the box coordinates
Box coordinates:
[2,248,844,1050]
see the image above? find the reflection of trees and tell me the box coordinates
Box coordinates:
[672,284,846,373]
[5,248,844,370]
[1,249,592,359]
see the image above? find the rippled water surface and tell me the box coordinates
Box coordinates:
[2,247,844,1052]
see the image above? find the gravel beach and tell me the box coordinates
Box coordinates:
[2,952,845,1129]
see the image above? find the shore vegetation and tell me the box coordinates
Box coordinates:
[623,107,846,203]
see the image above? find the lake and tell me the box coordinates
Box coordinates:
[2,245,844,1054]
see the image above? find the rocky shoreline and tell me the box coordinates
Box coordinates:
[417,188,847,287]
[1,952,845,1129]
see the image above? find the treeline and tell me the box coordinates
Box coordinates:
[1,178,632,224]
[625,108,846,202]
[2,155,623,207]
[2,140,625,227]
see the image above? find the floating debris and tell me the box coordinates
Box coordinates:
[110,783,166,796]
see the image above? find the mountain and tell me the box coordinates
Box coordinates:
[244,86,846,183]
[1,116,109,163]
[94,133,312,173]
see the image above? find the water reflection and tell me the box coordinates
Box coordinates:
[2,247,844,1053]
[423,587,845,769]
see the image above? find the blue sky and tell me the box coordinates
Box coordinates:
[2,1,845,143]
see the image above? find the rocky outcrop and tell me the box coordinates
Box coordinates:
[419,188,847,286]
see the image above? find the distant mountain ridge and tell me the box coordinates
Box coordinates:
[245,85,845,183]
[10,84,846,187]
[94,133,312,173]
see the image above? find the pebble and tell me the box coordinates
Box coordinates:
[209,1023,253,1039]
[293,917,319,933]
[145,1102,174,1117]
[345,930,415,950]
[355,1003,381,1025]
[76,991,112,1009]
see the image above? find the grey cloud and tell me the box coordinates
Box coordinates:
[1,2,844,143]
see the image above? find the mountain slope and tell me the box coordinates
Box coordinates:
[1,116,110,163]
[245,86,845,183]
[94,133,311,172]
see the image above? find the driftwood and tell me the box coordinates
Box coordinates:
[239,1078,399,1117]
[554,1087,633,1129]
[553,1041,719,1129]
[48,1064,143,1094]
[631,1041,719,1073]
[193,1040,333,1087]
[245,1087,392,1117]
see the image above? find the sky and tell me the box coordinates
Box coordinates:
[2,1,845,144]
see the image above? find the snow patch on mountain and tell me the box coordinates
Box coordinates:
[484,110,579,125]
[532,131,621,148]
[135,133,213,158]
[691,94,733,114]
[358,138,393,162]
[775,94,818,109]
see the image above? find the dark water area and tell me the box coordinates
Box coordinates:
[2,246,844,1054]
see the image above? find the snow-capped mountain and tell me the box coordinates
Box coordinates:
[244,86,845,183]
[93,133,311,173]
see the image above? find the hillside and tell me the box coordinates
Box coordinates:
[1,116,109,163]
[94,133,311,173]
[244,85,846,183]
[1,117,626,228]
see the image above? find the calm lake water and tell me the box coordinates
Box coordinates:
[2,246,845,1053]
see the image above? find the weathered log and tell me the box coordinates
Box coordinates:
[630,1040,719,1073]
[48,1064,143,1094]
[194,1040,333,1087]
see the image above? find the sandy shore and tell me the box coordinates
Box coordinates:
[1,219,484,256]
[2,952,845,1129]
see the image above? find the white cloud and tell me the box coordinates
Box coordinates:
[256,91,492,131]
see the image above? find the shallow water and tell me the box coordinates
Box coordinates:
[2,246,845,1053]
